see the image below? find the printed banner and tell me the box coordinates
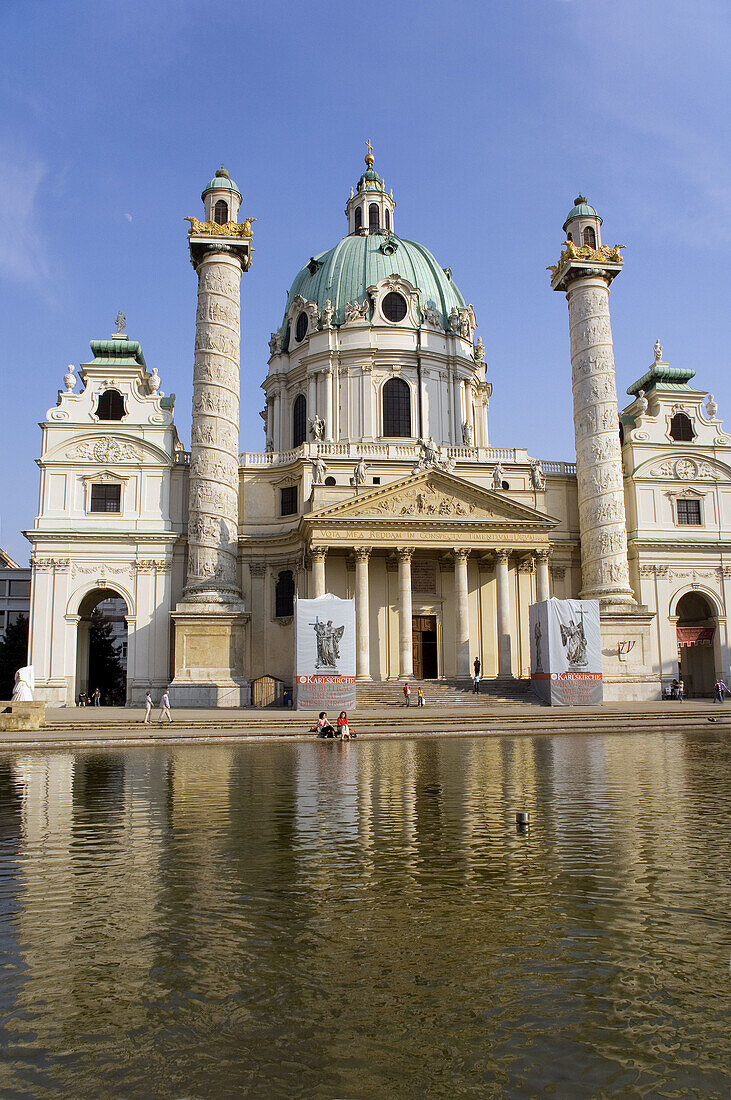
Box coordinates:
[529,598,603,706]
[295,594,356,712]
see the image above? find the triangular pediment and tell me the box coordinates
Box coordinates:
[306,470,558,529]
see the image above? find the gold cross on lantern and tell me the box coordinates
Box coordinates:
[365,139,373,157]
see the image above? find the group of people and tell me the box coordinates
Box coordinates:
[665,677,728,702]
[143,690,173,724]
[313,711,354,740]
[402,683,425,706]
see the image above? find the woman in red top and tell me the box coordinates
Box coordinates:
[337,711,352,740]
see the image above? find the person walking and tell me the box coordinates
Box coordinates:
[158,689,173,723]
[92,687,101,707]
[417,687,425,707]
[403,682,412,707]
[677,677,684,702]
[473,656,481,678]
[473,670,481,694]
[143,691,153,724]
[713,678,727,703]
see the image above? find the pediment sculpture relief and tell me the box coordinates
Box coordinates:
[67,437,142,462]
[372,486,478,518]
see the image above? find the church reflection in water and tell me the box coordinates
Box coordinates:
[0,734,728,1097]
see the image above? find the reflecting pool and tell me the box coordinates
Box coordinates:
[0,731,729,1098]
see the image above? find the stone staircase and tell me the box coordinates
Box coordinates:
[353,678,537,707]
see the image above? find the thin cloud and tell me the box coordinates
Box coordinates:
[0,153,50,286]
[124,212,133,222]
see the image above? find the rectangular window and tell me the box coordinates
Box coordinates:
[677,499,702,525]
[90,483,121,513]
[8,579,31,598]
[280,486,297,516]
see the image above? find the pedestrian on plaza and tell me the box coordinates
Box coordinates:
[677,678,685,702]
[403,682,412,707]
[158,689,173,723]
[473,656,481,678]
[143,691,153,724]
[473,670,481,694]
[417,687,425,707]
[92,687,101,707]
[713,679,727,703]
[337,711,351,740]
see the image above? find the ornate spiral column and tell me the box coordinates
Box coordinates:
[397,548,414,679]
[454,548,470,678]
[354,547,371,680]
[551,238,635,608]
[186,249,243,600]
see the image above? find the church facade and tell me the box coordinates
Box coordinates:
[24,157,731,704]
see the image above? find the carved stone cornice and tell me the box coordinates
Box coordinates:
[33,557,70,572]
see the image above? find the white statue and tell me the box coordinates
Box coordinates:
[309,414,325,441]
[654,339,663,362]
[311,457,327,485]
[63,364,76,393]
[706,393,718,418]
[462,421,473,446]
[636,388,648,415]
[353,457,368,487]
[268,331,281,355]
[449,307,460,335]
[344,299,369,323]
[422,304,441,327]
[322,299,334,328]
[529,459,546,491]
[148,367,162,395]
[474,337,485,362]
[114,311,127,336]
[492,462,504,490]
[11,666,34,702]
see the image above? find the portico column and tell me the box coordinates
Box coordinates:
[354,546,371,680]
[397,547,414,679]
[495,548,513,678]
[454,548,470,678]
[311,546,327,598]
[536,549,551,603]
[324,366,334,441]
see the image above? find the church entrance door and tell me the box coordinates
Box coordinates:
[676,592,717,698]
[76,589,129,705]
[412,615,438,679]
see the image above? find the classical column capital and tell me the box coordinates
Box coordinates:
[536,548,552,562]
[353,546,372,561]
[453,547,471,562]
[494,548,510,562]
[397,547,415,562]
[310,545,328,560]
[249,561,267,577]
[517,555,536,574]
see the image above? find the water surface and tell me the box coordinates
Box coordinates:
[0,732,729,1098]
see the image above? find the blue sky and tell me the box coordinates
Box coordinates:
[1,0,729,564]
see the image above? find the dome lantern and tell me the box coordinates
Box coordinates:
[563,193,603,249]
[201,165,242,225]
[345,142,396,236]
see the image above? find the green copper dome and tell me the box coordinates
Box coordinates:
[282,233,466,343]
[202,166,241,201]
[563,194,602,231]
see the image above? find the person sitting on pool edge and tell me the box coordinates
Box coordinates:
[337,711,355,740]
[314,711,336,738]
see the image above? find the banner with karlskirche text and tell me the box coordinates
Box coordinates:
[295,594,356,711]
[529,598,603,706]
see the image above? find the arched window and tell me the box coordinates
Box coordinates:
[275,570,295,618]
[582,226,596,248]
[383,377,411,438]
[292,394,307,447]
[567,231,573,242]
[295,311,308,342]
[354,207,362,233]
[96,389,124,420]
[214,199,228,224]
[670,412,695,442]
[369,203,379,234]
[385,209,391,232]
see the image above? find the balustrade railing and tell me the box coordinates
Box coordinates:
[236,443,577,475]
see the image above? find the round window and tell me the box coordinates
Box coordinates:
[295,311,308,342]
[382,292,408,323]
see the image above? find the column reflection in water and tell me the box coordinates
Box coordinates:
[0,733,727,1098]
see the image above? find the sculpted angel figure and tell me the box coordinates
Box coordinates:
[311,457,327,485]
[322,299,334,328]
[529,459,545,491]
[492,462,504,490]
[309,413,325,441]
[560,618,588,668]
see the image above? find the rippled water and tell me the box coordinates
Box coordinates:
[0,732,729,1098]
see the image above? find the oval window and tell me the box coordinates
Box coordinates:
[295,311,308,342]
[382,292,408,323]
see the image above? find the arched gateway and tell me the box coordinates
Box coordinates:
[76,589,129,704]
[675,591,719,698]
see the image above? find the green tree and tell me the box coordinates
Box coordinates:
[88,609,126,704]
[0,614,29,698]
